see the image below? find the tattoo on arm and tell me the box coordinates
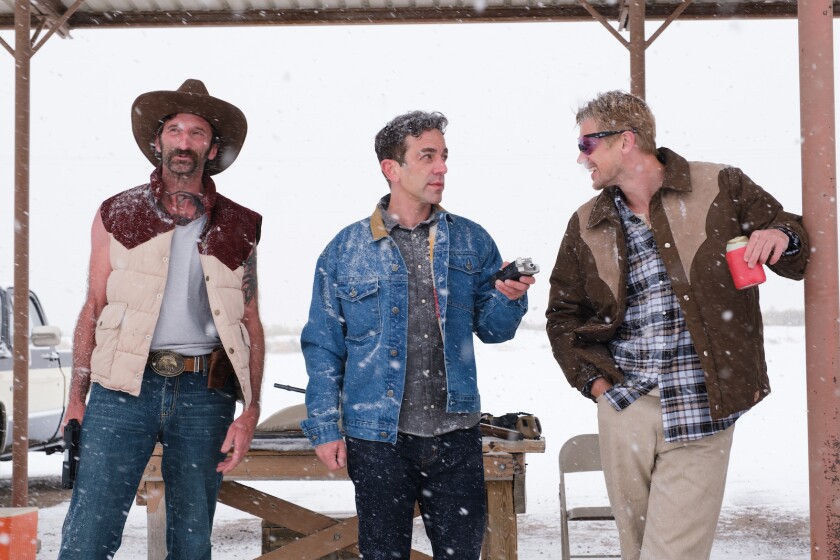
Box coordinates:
[243,246,258,305]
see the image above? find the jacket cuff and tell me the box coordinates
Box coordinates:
[300,419,343,446]
[581,375,603,402]
[578,364,603,401]
[771,226,802,256]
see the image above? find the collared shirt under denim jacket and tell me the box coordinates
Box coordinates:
[300,198,528,445]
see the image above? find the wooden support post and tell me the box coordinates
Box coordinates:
[482,480,517,560]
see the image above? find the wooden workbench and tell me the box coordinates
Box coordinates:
[138,434,545,560]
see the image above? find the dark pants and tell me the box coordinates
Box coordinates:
[345,426,486,560]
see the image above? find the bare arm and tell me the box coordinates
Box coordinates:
[217,245,265,474]
[63,210,111,426]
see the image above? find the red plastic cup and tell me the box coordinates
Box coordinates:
[726,236,766,289]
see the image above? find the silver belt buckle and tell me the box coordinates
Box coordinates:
[150,350,185,377]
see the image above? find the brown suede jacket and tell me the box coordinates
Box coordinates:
[546,148,808,419]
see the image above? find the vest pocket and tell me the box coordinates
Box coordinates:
[91,302,128,378]
[224,322,251,373]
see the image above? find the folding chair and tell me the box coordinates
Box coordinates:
[558,433,619,560]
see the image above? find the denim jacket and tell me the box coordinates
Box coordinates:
[301,202,528,445]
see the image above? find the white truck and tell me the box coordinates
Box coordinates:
[0,286,70,459]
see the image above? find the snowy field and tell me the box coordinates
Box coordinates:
[3,324,810,559]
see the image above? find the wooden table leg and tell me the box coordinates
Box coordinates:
[141,480,167,560]
[482,480,517,560]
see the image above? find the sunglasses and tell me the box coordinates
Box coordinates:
[577,129,633,156]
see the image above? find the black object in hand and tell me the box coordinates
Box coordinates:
[490,257,540,287]
[61,419,81,490]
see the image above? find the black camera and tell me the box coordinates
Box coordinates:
[490,257,540,287]
[61,419,81,490]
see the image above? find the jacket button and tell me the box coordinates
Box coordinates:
[466,261,473,270]
[387,390,394,397]
[214,309,221,315]
[380,432,388,438]
[205,276,210,282]
[391,264,399,271]
[228,347,235,354]
[350,289,357,297]
[683,295,690,301]
[392,307,399,314]
[312,435,318,441]
[390,349,398,357]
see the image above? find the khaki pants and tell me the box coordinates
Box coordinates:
[597,390,734,560]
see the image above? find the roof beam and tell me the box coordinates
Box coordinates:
[30,0,72,37]
[0,2,829,30]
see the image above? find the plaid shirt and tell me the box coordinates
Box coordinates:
[604,193,743,442]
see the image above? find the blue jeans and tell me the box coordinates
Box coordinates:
[59,366,236,560]
[345,426,486,560]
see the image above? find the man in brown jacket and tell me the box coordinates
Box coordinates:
[546,90,807,560]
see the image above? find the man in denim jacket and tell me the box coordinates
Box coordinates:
[301,111,534,559]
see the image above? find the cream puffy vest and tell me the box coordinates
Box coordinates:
[89,170,262,407]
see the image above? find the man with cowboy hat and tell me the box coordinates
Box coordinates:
[58,79,264,560]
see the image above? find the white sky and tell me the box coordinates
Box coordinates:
[0,17,831,335]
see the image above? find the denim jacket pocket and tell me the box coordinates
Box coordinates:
[446,252,479,312]
[336,279,382,342]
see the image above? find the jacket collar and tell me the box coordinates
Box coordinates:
[369,194,448,241]
[586,147,689,229]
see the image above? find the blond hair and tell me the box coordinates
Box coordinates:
[576,91,656,155]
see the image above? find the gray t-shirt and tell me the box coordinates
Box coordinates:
[151,214,221,356]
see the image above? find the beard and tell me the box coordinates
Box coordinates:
[162,147,207,176]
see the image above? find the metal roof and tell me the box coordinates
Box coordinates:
[0,0,832,32]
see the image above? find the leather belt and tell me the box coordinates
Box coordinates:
[148,350,208,377]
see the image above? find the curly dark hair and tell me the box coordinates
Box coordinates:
[374,111,448,164]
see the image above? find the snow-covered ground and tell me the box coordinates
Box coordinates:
[3,325,810,558]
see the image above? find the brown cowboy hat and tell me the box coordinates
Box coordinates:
[131,79,247,175]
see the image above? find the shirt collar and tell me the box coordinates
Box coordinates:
[586,147,690,229]
[369,194,444,240]
[378,195,439,233]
